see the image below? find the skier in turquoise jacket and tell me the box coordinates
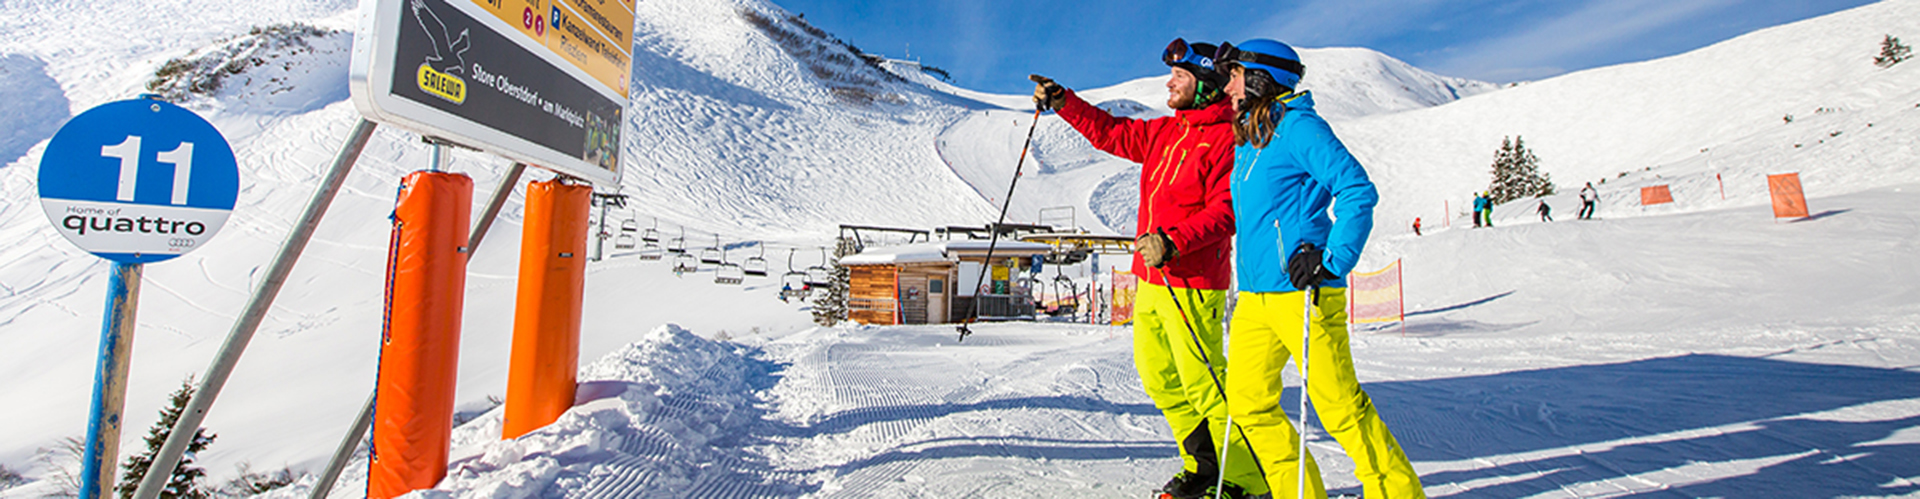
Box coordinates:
[1216,38,1426,499]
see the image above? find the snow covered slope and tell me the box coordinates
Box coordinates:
[242,184,1920,498]
[1338,0,1920,235]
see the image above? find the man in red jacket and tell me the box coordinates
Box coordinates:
[1033,38,1253,499]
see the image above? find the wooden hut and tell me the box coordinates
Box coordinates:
[839,240,1053,325]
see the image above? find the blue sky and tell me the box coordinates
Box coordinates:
[769,0,1875,94]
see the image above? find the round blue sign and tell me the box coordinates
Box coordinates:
[38,98,239,264]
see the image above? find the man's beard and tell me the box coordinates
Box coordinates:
[1168,90,1195,110]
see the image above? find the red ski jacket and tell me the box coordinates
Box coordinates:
[1057,89,1235,290]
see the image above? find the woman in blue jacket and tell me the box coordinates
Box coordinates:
[1215,39,1426,499]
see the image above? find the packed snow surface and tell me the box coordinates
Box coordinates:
[1,0,1918,497]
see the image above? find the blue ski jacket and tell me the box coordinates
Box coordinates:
[1230,92,1378,293]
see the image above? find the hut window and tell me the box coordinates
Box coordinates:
[930,279,944,294]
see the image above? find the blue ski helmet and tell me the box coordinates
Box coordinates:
[1217,39,1304,90]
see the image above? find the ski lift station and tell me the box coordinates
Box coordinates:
[838,240,1054,325]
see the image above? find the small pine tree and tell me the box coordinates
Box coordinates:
[118,377,215,499]
[1487,136,1555,205]
[810,238,856,326]
[1876,35,1912,68]
[1,463,26,490]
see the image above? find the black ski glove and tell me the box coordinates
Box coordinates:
[1287,243,1338,290]
[1030,74,1065,111]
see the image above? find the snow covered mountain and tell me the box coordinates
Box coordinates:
[0,0,1917,496]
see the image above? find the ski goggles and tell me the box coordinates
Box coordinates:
[1162,38,1215,70]
[1215,42,1305,77]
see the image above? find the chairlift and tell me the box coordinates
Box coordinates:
[620,217,639,233]
[699,235,725,265]
[614,231,636,250]
[803,247,835,288]
[1051,270,1079,317]
[672,252,698,276]
[780,249,812,301]
[743,244,769,278]
[714,247,744,285]
[641,218,661,244]
[637,238,664,260]
[667,227,687,254]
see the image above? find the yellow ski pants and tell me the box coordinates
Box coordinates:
[1134,281,1266,494]
[1226,289,1425,499]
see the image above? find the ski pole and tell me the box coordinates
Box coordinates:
[958,106,1044,342]
[1154,245,1271,496]
[1292,237,1322,499]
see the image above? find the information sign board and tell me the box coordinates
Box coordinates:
[350,0,630,185]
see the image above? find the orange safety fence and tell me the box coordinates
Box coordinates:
[502,180,592,440]
[1110,268,1136,325]
[1347,259,1404,333]
[1640,185,1674,205]
[371,171,472,499]
[1768,172,1809,219]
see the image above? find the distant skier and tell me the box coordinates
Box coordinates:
[1480,193,1495,227]
[1537,200,1552,222]
[1216,39,1427,499]
[1579,182,1598,219]
[1471,193,1488,228]
[1412,217,1422,236]
[1033,37,1255,499]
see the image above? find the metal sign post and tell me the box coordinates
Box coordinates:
[37,96,239,499]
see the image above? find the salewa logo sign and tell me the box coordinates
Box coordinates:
[417,63,467,104]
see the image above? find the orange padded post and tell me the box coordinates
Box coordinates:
[369,171,472,499]
[501,180,592,439]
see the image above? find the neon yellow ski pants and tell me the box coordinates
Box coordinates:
[1134,281,1265,494]
[1226,289,1425,499]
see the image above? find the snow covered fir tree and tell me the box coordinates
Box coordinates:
[809,237,856,326]
[116,378,215,499]
[1486,135,1555,204]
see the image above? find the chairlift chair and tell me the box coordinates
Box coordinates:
[802,247,835,288]
[614,230,636,249]
[1052,271,1079,317]
[714,248,745,285]
[620,218,639,233]
[672,252,698,276]
[743,244,769,278]
[641,218,661,244]
[637,238,664,260]
[699,235,725,265]
[780,249,812,301]
[667,228,687,254]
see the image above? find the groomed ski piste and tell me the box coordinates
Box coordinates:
[0,0,1917,497]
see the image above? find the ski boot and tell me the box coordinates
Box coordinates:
[1155,472,1251,499]
[1154,471,1211,499]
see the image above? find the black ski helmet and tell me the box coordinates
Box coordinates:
[1162,38,1227,106]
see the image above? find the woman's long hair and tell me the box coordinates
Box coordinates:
[1232,70,1291,148]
